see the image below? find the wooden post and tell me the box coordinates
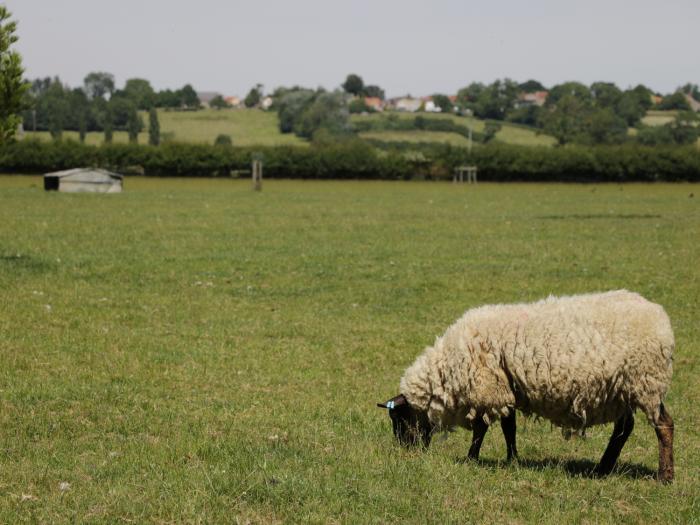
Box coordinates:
[252,159,262,191]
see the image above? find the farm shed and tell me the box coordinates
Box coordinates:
[44,168,123,193]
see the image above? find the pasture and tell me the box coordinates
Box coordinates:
[23,109,307,147]
[0,177,699,523]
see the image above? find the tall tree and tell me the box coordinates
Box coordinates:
[123,78,155,110]
[342,74,364,96]
[179,84,200,109]
[244,83,263,108]
[126,106,142,143]
[83,71,115,100]
[148,107,160,146]
[0,6,29,143]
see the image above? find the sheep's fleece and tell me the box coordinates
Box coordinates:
[399,290,673,432]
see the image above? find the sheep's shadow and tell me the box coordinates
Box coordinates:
[456,456,656,480]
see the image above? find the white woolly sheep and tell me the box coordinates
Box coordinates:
[378,290,675,483]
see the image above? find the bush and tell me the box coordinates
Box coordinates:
[214,134,233,147]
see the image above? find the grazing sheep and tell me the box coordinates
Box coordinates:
[378,290,675,483]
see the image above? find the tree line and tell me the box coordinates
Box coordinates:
[20,73,201,144]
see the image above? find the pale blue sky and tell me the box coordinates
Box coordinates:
[7,0,700,97]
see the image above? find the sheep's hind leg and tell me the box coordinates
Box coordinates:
[593,409,634,476]
[468,419,489,460]
[500,410,518,461]
[654,403,674,484]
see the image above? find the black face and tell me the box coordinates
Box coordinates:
[378,395,434,448]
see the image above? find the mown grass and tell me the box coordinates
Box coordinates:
[1,177,699,523]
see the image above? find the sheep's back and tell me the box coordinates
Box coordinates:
[491,291,674,427]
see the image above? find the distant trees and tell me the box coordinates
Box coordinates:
[209,95,229,109]
[457,79,519,120]
[518,79,546,93]
[363,85,385,100]
[83,72,115,100]
[244,84,263,108]
[431,94,453,113]
[275,88,349,139]
[0,6,29,143]
[342,74,364,96]
[658,92,691,111]
[121,78,155,110]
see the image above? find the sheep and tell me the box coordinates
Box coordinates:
[378,290,675,483]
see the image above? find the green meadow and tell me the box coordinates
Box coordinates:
[1,177,699,523]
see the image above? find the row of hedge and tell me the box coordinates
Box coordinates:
[352,115,486,142]
[1,139,699,181]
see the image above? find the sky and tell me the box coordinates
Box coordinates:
[6,0,700,98]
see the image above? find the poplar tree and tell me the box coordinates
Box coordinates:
[148,107,160,145]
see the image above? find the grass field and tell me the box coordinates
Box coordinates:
[24,109,307,147]
[1,177,699,523]
[352,112,557,147]
[359,130,474,146]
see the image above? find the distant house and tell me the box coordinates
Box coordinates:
[650,94,663,107]
[261,96,274,110]
[44,168,123,193]
[363,97,384,112]
[515,90,548,108]
[197,91,223,108]
[421,96,442,113]
[225,96,242,108]
[392,97,422,112]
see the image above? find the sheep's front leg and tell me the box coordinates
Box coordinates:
[594,409,634,476]
[654,403,674,484]
[500,410,517,461]
[468,419,489,460]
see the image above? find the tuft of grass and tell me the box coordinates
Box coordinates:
[0,176,699,522]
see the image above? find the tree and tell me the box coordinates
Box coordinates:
[585,108,628,144]
[123,78,155,110]
[0,6,29,143]
[148,108,160,146]
[209,95,229,109]
[545,82,592,108]
[342,74,364,96]
[590,82,622,109]
[126,106,142,143]
[472,79,519,120]
[363,84,385,100]
[518,79,546,93]
[83,71,115,100]
[103,112,113,143]
[431,94,453,113]
[179,84,200,109]
[244,83,263,108]
[539,94,590,145]
[616,90,650,126]
[348,98,373,114]
[668,111,700,144]
[45,80,69,140]
[276,88,315,133]
[658,92,691,111]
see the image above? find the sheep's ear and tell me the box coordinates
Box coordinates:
[377,394,407,410]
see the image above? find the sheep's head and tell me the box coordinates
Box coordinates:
[377,394,434,448]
